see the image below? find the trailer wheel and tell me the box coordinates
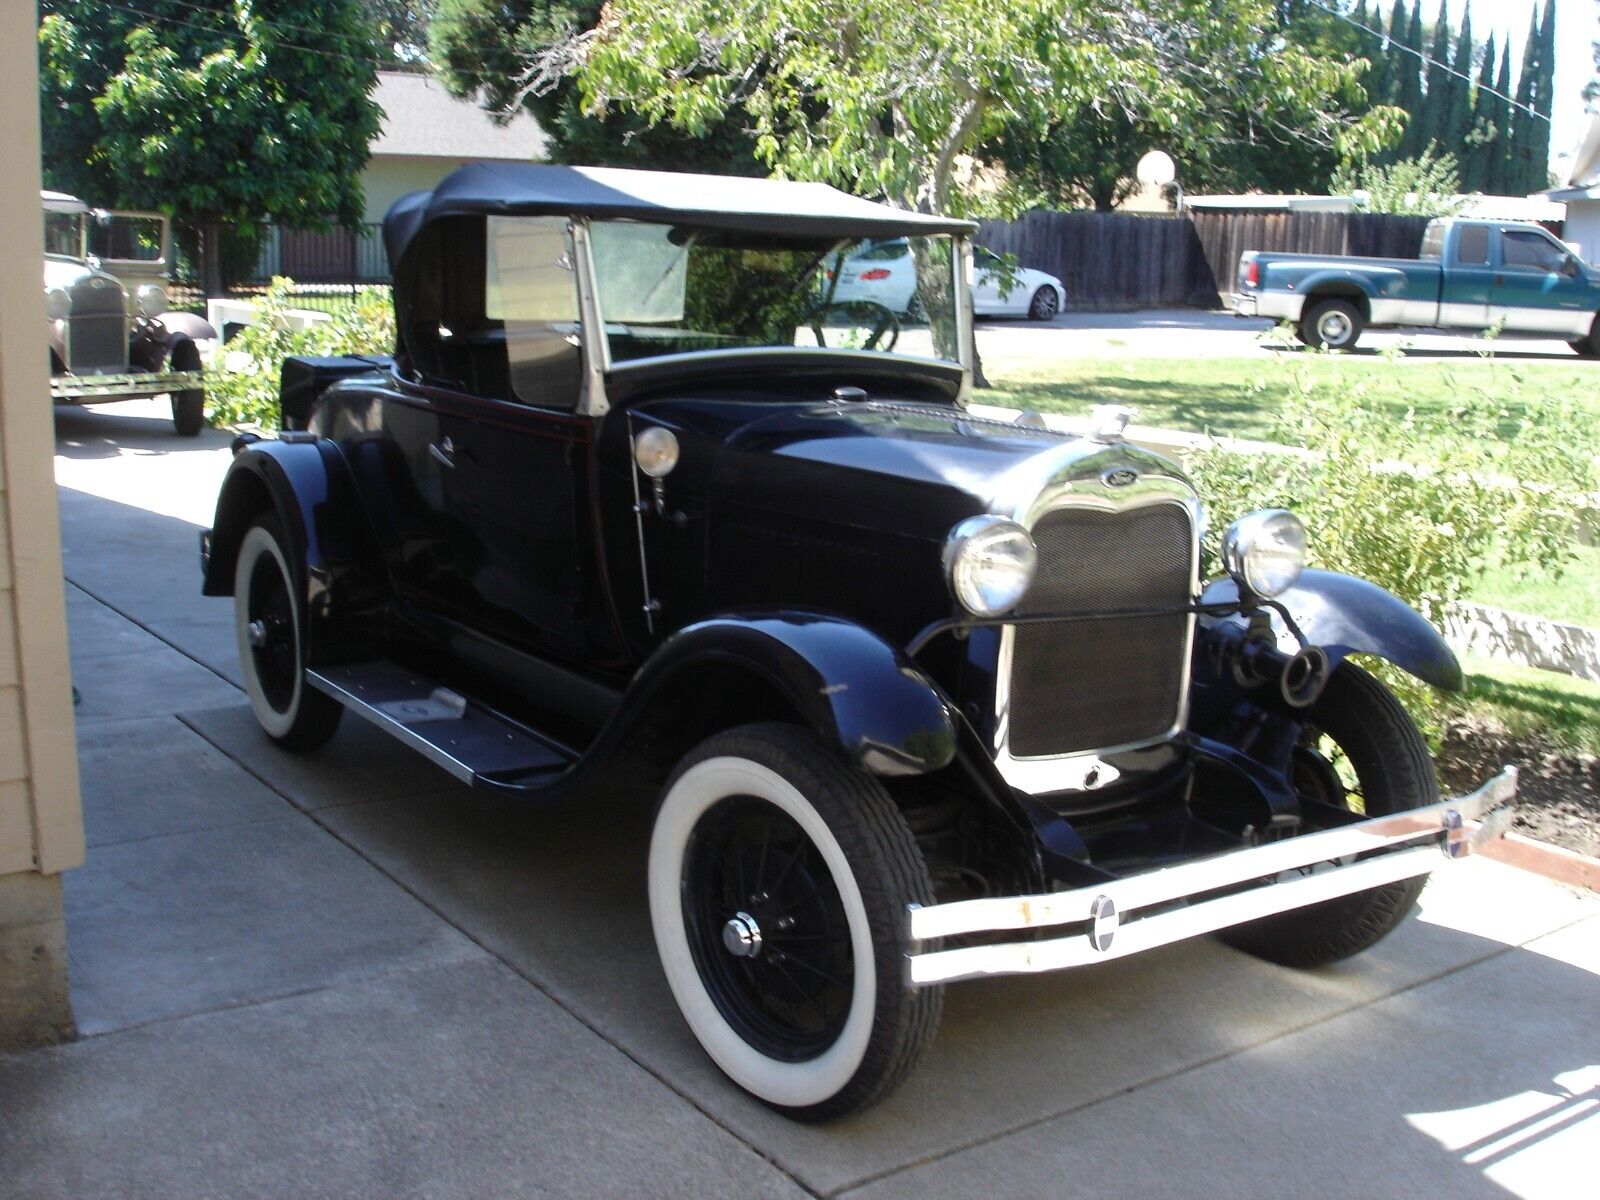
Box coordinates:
[1300,299,1364,350]
[1218,663,1433,968]
[648,723,941,1120]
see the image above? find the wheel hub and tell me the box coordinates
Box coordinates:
[722,911,763,958]
[246,618,270,648]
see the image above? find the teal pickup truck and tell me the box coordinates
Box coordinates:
[1232,217,1600,355]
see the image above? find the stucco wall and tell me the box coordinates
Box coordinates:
[1563,202,1600,266]
[0,0,85,1048]
[362,156,495,225]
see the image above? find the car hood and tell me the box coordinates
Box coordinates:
[43,258,97,289]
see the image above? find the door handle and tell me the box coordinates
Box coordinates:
[428,437,455,469]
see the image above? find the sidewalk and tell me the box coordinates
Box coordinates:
[3,398,1597,1198]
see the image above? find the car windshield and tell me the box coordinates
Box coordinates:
[585,222,962,367]
[90,215,166,263]
[44,211,85,259]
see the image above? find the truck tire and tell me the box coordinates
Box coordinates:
[648,722,942,1121]
[1300,299,1364,351]
[234,515,343,750]
[1570,316,1599,358]
[1218,663,1432,968]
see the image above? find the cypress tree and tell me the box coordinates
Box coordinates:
[1352,0,1384,107]
[1509,2,1541,193]
[1465,30,1498,192]
[1422,2,1453,151]
[1489,37,1514,193]
[1440,3,1474,158]
[1528,0,1556,189]
[1381,0,1410,109]
[1397,0,1427,158]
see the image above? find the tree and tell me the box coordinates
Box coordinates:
[428,0,761,174]
[1396,0,1427,159]
[565,0,1395,219]
[1421,2,1454,152]
[1438,3,1474,159]
[1331,144,1470,215]
[38,1,382,294]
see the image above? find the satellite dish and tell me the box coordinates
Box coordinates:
[1136,150,1177,188]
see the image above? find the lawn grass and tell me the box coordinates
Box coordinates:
[1468,543,1600,629]
[1449,655,1600,757]
[983,353,1598,445]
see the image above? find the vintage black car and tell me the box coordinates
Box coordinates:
[200,163,1514,1120]
[44,191,213,436]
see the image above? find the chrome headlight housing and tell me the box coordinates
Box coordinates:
[45,286,71,321]
[1221,509,1307,598]
[135,283,169,318]
[944,516,1037,615]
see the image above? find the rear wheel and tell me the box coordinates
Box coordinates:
[648,723,941,1120]
[1218,663,1434,967]
[1300,298,1364,350]
[233,516,342,750]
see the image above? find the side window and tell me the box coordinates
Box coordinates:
[854,239,909,262]
[486,216,582,407]
[1455,225,1490,266]
[1500,229,1564,273]
[1419,224,1445,261]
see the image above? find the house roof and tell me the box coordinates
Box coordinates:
[1538,113,1600,203]
[370,70,548,162]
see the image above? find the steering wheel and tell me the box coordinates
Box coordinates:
[804,300,901,352]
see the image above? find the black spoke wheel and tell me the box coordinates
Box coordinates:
[1218,663,1435,968]
[233,516,342,751]
[683,796,856,1061]
[649,723,942,1120]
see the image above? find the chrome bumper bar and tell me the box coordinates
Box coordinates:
[905,768,1517,986]
[52,370,202,401]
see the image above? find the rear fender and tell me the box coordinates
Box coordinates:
[1200,569,1463,691]
[598,613,958,777]
[202,439,387,662]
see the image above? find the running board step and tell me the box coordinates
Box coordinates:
[307,662,573,793]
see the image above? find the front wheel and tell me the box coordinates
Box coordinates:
[1218,663,1434,967]
[172,387,205,436]
[1571,316,1599,358]
[1300,298,1364,350]
[233,516,343,750]
[1027,285,1060,321]
[648,723,942,1120]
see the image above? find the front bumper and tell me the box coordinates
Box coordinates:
[52,370,202,402]
[905,768,1517,986]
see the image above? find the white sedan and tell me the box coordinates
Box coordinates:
[829,239,1066,321]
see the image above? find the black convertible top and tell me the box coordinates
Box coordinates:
[382,162,977,268]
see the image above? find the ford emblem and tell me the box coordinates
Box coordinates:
[1102,467,1139,488]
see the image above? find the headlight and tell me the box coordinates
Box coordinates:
[1221,509,1307,598]
[136,284,168,318]
[633,426,679,477]
[944,516,1037,615]
[45,287,70,320]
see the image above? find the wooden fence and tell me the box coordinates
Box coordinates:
[976,210,1437,310]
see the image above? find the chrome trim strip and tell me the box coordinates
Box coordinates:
[909,768,1515,943]
[906,845,1443,985]
[954,236,975,407]
[51,370,202,400]
[990,471,1201,794]
[603,345,962,376]
[569,218,611,417]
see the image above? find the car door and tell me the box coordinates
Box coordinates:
[1490,227,1593,336]
[971,247,1017,315]
[1438,224,1493,329]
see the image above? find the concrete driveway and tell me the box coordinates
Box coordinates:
[975,308,1591,364]
[3,397,1597,1198]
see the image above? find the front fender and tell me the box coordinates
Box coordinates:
[156,311,218,343]
[201,438,387,662]
[1201,569,1463,691]
[607,613,958,777]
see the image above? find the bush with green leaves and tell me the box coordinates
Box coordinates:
[1187,354,1594,730]
[205,279,395,429]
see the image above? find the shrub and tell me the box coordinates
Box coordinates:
[1187,355,1593,731]
[205,278,394,428]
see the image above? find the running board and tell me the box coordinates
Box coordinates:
[306,662,574,794]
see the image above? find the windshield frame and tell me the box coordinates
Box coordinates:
[568,217,973,416]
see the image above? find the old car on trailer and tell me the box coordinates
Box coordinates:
[200,163,1514,1120]
[44,190,213,436]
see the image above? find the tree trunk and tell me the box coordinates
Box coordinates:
[201,219,224,298]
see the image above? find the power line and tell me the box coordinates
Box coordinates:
[81,0,394,71]
[1304,0,1549,123]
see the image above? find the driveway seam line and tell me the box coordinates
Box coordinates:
[829,907,1600,1197]
[65,577,242,691]
[175,711,824,1200]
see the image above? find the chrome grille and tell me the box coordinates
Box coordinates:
[1005,502,1194,759]
[65,278,127,374]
